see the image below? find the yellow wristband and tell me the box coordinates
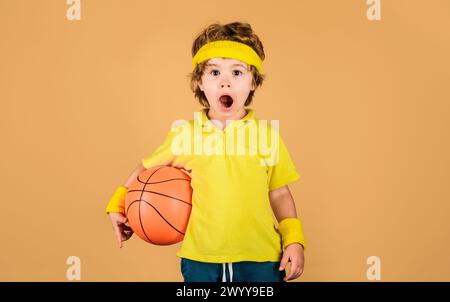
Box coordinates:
[278,217,307,250]
[105,185,128,214]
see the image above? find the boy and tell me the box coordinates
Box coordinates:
[106,22,306,282]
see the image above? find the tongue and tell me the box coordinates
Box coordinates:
[219,95,233,108]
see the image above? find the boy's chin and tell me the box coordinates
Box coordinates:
[212,102,235,114]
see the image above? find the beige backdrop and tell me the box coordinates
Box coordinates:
[1,0,449,281]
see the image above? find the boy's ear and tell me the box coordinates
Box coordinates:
[198,80,204,91]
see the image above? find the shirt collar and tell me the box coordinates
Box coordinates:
[197,108,256,131]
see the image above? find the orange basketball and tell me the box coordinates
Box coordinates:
[125,165,192,245]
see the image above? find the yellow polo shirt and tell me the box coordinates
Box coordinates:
[141,108,301,263]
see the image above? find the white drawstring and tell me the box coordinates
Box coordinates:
[228,263,233,282]
[222,263,226,282]
[222,263,234,282]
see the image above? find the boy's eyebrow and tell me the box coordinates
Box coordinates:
[205,63,247,68]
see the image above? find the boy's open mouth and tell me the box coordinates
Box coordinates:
[219,94,234,108]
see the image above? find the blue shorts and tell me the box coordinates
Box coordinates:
[180,258,286,282]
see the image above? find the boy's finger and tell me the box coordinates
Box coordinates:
[279,255,289,271]
[286,263,299,281]
[292,268,300,280]
[115,233,123,248]
[285,269,294,281]
[114,227,123,248]
[294,266,304,279]
[291,262,299,273]
[113,214,127,224]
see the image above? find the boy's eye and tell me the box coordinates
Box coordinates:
[208,69,243,77]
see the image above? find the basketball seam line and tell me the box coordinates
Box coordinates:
[127,189,192,206]
[136,176,190,185]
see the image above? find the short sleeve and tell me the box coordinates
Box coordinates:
[267,135,301,191]
[141,131,175,169]
[141,121,191,169]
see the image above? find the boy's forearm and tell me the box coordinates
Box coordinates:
[270,185,307,250]
[269,185,298,222]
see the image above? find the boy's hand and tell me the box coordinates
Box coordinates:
[108,212,133,248]
[279,243,305,281]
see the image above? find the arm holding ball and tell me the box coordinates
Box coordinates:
[106,163,147,248]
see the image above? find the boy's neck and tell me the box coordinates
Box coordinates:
[207,107,248,130]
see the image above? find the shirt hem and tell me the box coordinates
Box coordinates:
[176,251,282,263]
[269,171,301,191]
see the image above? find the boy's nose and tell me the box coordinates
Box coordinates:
[220,80,231,88]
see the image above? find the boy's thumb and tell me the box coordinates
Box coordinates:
[118,214,127,223]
